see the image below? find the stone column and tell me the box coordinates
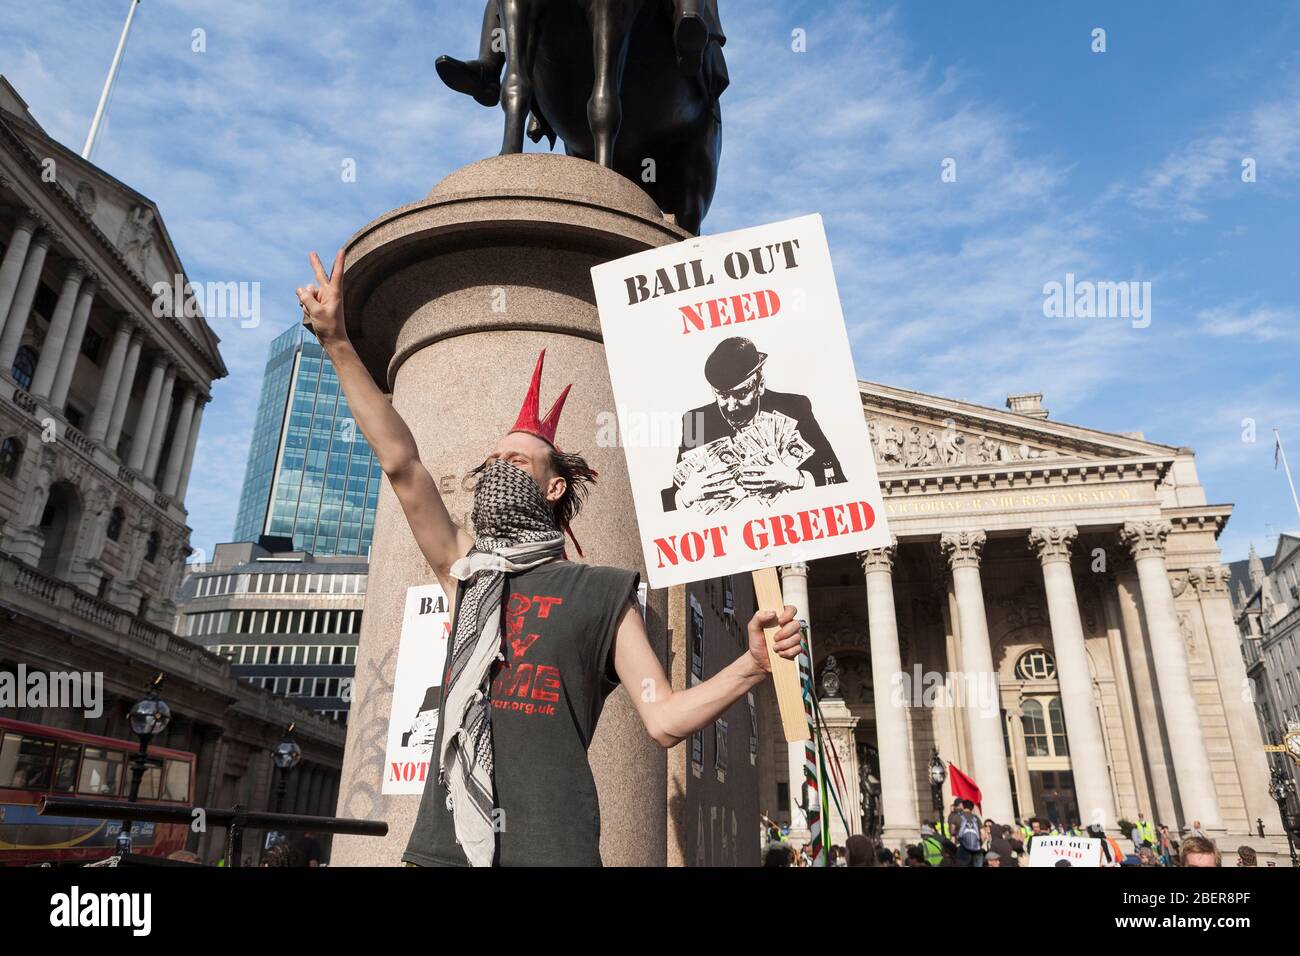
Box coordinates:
[105,333,144,453]
[30,260,87,399]
[939,529,1014,822]
[1028,526,1118,830]
[1190,564,1276,827]
[817,692,861,847]
[50,273,97,411]
[143,364,177,480]
[779,560,812,843]
[859,541,920,845]
[330,155,689,866]
[174,395,207,504]
[0,228,51,372]
[1098,566,1155,821]
[127,355,167,471]
[161,384,197,496]
[1121,521,1223,832]
[1005,704,1035,817]
[0,212,39,328]
[87,315,134,442]
[1112,551,1181,826]
[307,766,325,817]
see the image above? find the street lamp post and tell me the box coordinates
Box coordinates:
[117,675,171,856]
[928,749,947,827]
[265,724,302,854]
[273,726,302,813]
[1268,765,1298,867]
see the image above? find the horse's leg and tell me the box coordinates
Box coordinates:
[675,109,721,234]
[498,0,536,155]
[584,0,639,168]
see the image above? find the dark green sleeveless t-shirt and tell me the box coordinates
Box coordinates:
[403,560,640,867]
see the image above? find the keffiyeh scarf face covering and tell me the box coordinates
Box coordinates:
[437,457,566,866]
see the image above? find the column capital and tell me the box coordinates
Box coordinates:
[1028,525,1078,564]
[14,209,41,232]
[940,529,986,570]
[1187,565,1232,597]
[857,537,898,574]
[29,228,55,250]
[1120,520,1171,560]
[64,258,89,283]
[779,561,808,575]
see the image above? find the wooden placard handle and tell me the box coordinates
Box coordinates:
[751,566,810,742]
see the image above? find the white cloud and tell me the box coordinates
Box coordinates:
[1197,303,1300,342]
[1124,91,1300,221]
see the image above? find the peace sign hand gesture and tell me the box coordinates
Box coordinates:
[296,250,346,345]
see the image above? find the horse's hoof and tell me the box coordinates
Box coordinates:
[435,55,501,108]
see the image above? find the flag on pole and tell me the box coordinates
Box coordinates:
[798,633,824,866]
[1277,431,1283,470]
[948,763,983,812]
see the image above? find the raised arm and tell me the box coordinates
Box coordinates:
[610,598,802,748]
[296,250,473,593]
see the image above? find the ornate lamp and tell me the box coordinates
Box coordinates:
[1268,765,1298,867]
[273,724,302,813]
[928,749,947,815]
[118,674,170,855]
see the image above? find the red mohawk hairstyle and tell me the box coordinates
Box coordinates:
[509,349,596,556]
[511,349,572,449]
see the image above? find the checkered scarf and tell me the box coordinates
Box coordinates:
[437,459,566,866]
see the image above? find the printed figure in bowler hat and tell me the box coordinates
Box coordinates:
[662,336,845,513]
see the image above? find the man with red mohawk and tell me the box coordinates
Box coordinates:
[298,251,802,867]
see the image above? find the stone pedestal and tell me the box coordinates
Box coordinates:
[330,154,690,867]
[818,696,861,849]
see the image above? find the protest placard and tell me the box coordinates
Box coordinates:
[592,214,890,738]
[382,583,452,795]
[1028,836,1104,867]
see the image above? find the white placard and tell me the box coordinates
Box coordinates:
[591,214,891,588]
[382,583,452,795]
[1028,836,1103,867]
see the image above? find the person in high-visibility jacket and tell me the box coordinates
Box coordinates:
[919,825,947,866]
[1134,812,1156,848]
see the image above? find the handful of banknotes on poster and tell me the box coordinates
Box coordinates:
[673,410,815,513]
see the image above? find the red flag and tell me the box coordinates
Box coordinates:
[948,763,982,812]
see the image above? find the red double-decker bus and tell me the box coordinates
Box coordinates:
[0,717,196,866]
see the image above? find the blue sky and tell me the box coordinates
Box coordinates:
[1,0,1297,565]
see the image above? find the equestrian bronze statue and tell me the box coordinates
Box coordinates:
[436,0,729,235]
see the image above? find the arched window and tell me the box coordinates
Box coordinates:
[1015,648,1057,681]
[1022,699,1049,756]
[1047,698,1070,756]
[11,345,37,391]
[0,436,22,479]
[37,481,83,580]
[145,531,160,564]
[106,507,125,542]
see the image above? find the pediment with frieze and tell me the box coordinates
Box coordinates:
[859,383,1178,475]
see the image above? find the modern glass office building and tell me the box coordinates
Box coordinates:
[233,324,382,555]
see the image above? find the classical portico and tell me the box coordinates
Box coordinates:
[762,384,1283,857]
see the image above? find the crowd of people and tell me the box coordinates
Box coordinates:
[762,800,1273,868]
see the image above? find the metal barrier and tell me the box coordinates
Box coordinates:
[39,795,388,867]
